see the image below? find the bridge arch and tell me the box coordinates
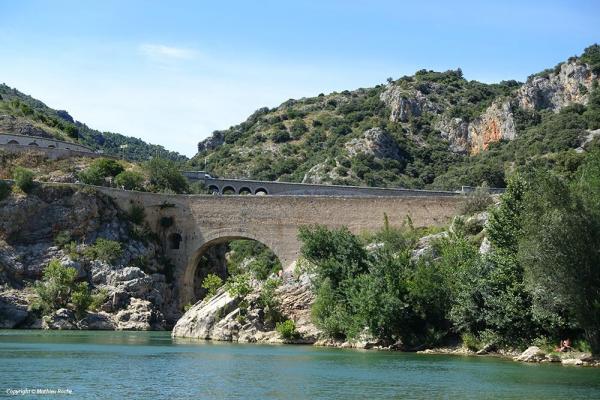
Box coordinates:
[7,140,19,145]
[221,186,236,195]
[238,187,252,195]
[208,184,219,194]
[180,228,286,305]
[254,188,268,195]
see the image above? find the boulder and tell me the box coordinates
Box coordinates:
[0,290,29,328]
[479,237,492,254]
[513,346,546,362]
[77,312,115,330]
[115,298,165,331]
[172,290,238,339]
[43,308,77,330]
[411,232,448,260]
[561,358,584,366]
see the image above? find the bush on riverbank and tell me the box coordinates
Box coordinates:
[300,150,600,354]
[30,259,106,318]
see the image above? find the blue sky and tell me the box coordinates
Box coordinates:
[1,1,599,157]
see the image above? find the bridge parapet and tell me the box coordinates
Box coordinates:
[182,172,492,197]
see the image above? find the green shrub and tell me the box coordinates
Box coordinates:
[54,230,72,248]
[115,170,145,190]
[201,273,224,299]
[259,278,282,323]
[12,167,34,192]
[89,288,108,311]
[71,282,92,318]
[276,319,299,340]
[145,158,189,194]
[128,204,146,224]
[78,166,104,185]
[31,259,78,315]
[461,332,482,351]
[84,238,122,262]
[225,273,252,299]
[459,184,493,215]
[0,180,10,201]
[91,158,124,177]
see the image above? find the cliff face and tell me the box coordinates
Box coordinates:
[394,60,596,155]
[517,60,597,111]
[0,184,179,330]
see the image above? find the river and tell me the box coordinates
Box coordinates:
[0,330,599,399]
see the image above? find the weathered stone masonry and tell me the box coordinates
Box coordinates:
[94,187,463,306]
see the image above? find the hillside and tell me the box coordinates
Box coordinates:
[0,84,187,162]
[190,44,600,189]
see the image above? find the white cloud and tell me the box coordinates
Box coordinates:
[138,44,197,61]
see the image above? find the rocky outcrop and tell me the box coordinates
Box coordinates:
[0,289,30,328]
[0,114,53,138]
[436,117,470,153]
[0,185,176,330]
[197,130,225,153]
[517,61,597,111]
[172,274,320,343]
[42,308,77,330]
[114,298,165,330]
[436,100,516,155]
[467,101,516,154]
[345,128,402,160]
[411,232,448,260]
[380,86,442,123]
[514,346,546,362]
[77,312,115,330]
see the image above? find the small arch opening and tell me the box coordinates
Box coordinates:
[7,140,19,145]
[238,187,252,195]
[28,142,39,146]
[168,233,182,250]
[222,186,236,195]
[47,144,56,148]
[208,185,220,194]
[255,188,268,195]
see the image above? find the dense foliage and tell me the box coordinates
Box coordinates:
[301,150,600,354]
[77,157,190,194]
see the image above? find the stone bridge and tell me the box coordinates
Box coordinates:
[94,186,463,306]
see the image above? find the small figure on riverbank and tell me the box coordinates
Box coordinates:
[556,339,572,352]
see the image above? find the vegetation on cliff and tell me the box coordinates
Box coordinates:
[0,84,187,162]
[190,45,600,190]
[299,149,600,355]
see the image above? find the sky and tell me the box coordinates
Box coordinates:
[1,1,599,157]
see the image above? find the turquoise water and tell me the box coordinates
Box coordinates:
[0,330,599,399]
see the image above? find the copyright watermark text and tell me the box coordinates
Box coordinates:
[5,388,73,396]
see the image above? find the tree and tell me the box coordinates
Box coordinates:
[487,174,527,254]
[145,158,189,194]
[519,161,600,355]
[91,158,124,177]
[115,170,145,190]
